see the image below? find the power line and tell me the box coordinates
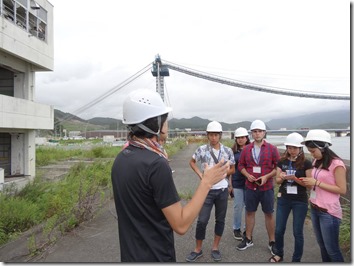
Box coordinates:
[163,60,350,100]
[55,63,152,126]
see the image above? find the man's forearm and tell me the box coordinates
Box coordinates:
[264,169,277,180]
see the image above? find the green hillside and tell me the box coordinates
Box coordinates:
[37,108,350,138]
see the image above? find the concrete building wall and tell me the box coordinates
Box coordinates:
[0,0,54,71]
[11,133,24,175]
[0,94,53,129]
[0,0,53,181]
[27,129,36,177]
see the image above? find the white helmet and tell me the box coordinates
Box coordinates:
[302,129,332,146]
[235,127,249,137]
[206,121,222,132]
[122,89,172,125]
[250,119,266,131]
[284,132,304,147]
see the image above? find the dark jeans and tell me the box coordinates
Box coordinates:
[310,206,344,262]
[195,188,228,240]
[274,197,308,262]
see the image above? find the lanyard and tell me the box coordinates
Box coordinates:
[288,160,293,170]
[209,145,222,164]
[214,148,222,161]
[252,147,261,165]
[313,168,321,191]
[314,168,321,180]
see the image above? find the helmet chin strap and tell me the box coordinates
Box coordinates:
[311,141,328,150]
[137,124,160,135]
[292,149,303,160]
[136,115,162,137]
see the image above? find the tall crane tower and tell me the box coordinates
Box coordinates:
[151,54,169,101]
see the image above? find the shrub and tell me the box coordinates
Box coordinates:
[0,195,40,245]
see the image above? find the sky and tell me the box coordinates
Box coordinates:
[36,0,351,124]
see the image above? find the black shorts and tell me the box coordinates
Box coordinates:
[245,188,274,213]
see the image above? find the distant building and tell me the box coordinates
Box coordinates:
[82,130,128,140]
[0,0,54,185]
[35,137,48,146]
[68,131,82,138]
[103,135,115,143]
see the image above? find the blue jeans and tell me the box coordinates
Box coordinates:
[310,206,344,262]
[233,187,245,230]
[274,197,308,262]
[195,188,228,240]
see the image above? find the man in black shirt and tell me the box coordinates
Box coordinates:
[111,89,229,262]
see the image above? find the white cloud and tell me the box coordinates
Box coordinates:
[37,0,350,124]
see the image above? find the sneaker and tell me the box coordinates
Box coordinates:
[236,237,254,251]
[233,229,243,240]
[211,250,222,261]
[268,241,276,256]
[186,250,203,262]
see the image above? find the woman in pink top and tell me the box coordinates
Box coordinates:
[300,130,346,262]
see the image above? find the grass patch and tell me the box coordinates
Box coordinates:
[0,160,113,247]
[36,145,121,166]
[339,203,350,256]
[0,138,187,248]
[165,138,187,156]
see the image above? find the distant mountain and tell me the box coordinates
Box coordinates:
[168,109,350,130]
[54,109,86,123]
[53,109,106,133]
[168,117,251,131]
[87,117,121,130]
[266,109,350,130]
[51,108,350,135]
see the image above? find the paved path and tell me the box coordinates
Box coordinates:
[0,143,350,263]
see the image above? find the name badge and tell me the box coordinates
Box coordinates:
[253,166,261,174]
[287,184,298,194]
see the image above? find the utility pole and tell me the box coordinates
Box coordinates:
[151,54,169,101]
[117,119,119,139]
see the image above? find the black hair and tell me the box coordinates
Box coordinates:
[231,136,251,153]
[279,147,306,169]
[304,140,341,170]
[128,113,168,139]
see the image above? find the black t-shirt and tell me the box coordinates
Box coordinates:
[277,159,313,202]
[111,145,180,262]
